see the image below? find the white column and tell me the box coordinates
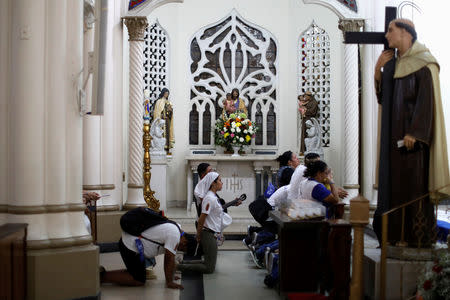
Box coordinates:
[7,0,89,245]
[82,0,122,211]
[338,19,365,202]
[82,0,101,200]
[123,17,148,209]
[0,0,11,222]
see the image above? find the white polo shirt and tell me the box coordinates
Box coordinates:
[121,223,180,258]
[201,191,223,233]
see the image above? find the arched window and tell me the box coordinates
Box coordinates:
[189,9,278,149]
[143,20,169,122]
[299,22,331,147]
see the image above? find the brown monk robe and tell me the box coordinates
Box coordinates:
[298,91,319,154]
[387,66,435,247]
[373,19,450,248]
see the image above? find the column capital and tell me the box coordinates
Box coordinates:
[123,16,149,41]
[338,19,365,33]
[83,0,95,30]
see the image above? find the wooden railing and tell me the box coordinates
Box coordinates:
[379,183,450,300]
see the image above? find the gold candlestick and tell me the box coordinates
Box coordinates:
[143,99,160,211]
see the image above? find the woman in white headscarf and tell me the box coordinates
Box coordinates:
[177,172,225,274]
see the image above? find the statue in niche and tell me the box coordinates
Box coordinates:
[298,91,319,154]
[304,118,323,159]
[153,88,174,154]
[150,118,166,156]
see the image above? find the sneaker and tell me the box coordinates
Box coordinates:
[251,232,258,245]
[250,250,264,269]
[242,238,252,251]
[146,268,157,280]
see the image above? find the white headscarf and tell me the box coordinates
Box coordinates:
[287,164,307,200]
[194,172,219,200]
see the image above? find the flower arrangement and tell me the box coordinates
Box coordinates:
[214,112,257,151]
[417,251,450,300]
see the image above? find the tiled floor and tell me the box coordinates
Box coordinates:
[100,246,279,300]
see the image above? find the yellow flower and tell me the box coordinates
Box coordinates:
[224,132,230,138]
[245,135,251,142]
[236,122,241,127]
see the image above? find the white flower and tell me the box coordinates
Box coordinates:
[223,127,227,132]
[144,89,150,98]
[249,126,253,130]
[239,137,244,142]
[231,128,235,133]
[236,127,241,133]
[231,122,236,128]
[244,129,248,134]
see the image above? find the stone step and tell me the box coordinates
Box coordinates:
[166,208,259,235]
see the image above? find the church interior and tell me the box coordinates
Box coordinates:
[1,0,449,299]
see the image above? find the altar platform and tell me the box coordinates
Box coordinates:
[185,154,279,216]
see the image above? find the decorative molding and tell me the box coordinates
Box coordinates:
[189,9,278,148]
[3,204,86,214]
[96,204,121,212]
[338,19,365,36]
[83,184,116,190]
[303,0,360,19]
[343,184,360,189]
[128,183,144,188]
[123,16,149,41]
[298,21,331,147]
[83,0,95,30]
[123,203,147,210]
[27,235,93,250]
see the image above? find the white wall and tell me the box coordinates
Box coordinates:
[129,0,346,203]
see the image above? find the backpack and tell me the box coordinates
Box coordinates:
[249,195,273,225]
[120,207,180,236]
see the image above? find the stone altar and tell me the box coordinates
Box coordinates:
[186,155,279,214]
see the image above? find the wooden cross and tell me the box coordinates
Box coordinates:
[344,7,397,49]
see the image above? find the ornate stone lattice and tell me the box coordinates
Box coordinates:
[299,22,331,147]
[143,20,169,123]
[189,9,278,147]
[336,0,358,12]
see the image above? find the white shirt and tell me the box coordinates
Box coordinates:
[287,164,307,200]
[194,177,208,202]
[121,223,180,258]
[267,185,289,208]
[202,190,223,233]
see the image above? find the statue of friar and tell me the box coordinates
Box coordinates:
[153,88,174,154]
[298,91,319,154]
[372,18,450,248]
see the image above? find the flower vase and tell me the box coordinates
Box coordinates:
[232,145,240,157]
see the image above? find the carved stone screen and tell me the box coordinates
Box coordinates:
[143,21,169,122]
[299,22,331,147]
[189,10,278,148]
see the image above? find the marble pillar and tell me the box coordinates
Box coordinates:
[4,0,99,298]
[338,19,365,202]
[123,16,149,209]
[82,0,122,212]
